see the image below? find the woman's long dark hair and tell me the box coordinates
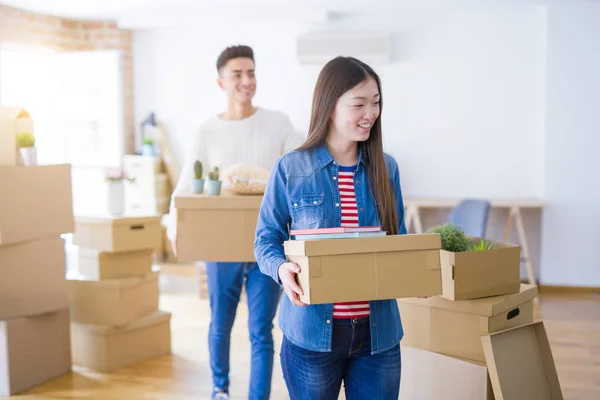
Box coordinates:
[297,56,398,235]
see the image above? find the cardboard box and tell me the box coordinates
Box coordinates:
[175,191,262,262]
[0,164,74,246]
[284,233,442,304]
[399,345,494,400]
[123,155,163,179]
[0,308,72,396]
[68,271,159,327]
[441,237,521,301]
[397,284,537,363]
[481,321,564,400]
[0,237,69,320]
[77,248,154,280]
[0,107,34,167]
[71,310,171,372]
[72,214,161,252]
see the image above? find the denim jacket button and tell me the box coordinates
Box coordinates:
[326,320,331,324]
[294,203,298,207]
[335,203,340,207]
[333,176,337,180]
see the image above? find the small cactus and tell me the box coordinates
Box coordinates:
[193,160,203,179]
[208,166,220,181]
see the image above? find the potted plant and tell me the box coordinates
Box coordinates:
[105,168,136,216]
[16,131,37,166]
[192,160,205,194]
[425,223,520,300]
[206,166,222,195]
[142,137,155,156]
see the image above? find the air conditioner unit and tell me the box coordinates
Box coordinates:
[296,31,393,64]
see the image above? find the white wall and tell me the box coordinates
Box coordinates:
[136,4,592,285]
[133,5,547,200]
[540,2,600,287]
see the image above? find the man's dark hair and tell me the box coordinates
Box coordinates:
[216,45,254,73]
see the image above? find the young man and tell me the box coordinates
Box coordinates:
[167,45,301,400]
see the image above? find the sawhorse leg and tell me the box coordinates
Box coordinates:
[503,206,537,286]
[404,205,423,234]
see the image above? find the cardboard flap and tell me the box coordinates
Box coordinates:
[71,310,171,336]
[75,214,161,227]
[481,321,564,400]
[284,233,441,257]
[398,284,538,316]
[67,271,159,289]
[174,191,263,210]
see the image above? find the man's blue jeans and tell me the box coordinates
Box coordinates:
[280,317,401,400]
[206,262,281,400]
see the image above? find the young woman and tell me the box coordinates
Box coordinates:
[254,56,407,399]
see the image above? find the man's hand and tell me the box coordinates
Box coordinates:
[278,262,307,307]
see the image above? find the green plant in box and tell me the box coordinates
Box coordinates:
[426,223,471,252]
[470,238,499,252]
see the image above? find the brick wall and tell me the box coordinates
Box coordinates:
[0,5,135,153]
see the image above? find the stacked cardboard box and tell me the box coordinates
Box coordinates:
[397,237,564,399]
[69,214,172,372]
[1,108,75,395]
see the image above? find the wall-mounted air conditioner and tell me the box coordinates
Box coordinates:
[296,31,393,64]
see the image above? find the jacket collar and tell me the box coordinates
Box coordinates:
[314,143,366,170]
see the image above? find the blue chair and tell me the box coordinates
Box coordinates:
[447,199,491,237]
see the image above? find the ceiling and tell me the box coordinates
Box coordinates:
[0,0,563,28]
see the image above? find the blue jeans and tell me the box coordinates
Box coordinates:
[206,262,282,400]
[280,317,401,400]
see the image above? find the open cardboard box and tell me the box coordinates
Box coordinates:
[481,321,564,400]
[67,271,160,327]
[440,236,521,301]
[72,214,162,253]
[0,164,74,246]
[0,308,72,396]
[399,345,494,400]
[0,236,69,321]
[284,233,442,304]
[0,106,34,167]
[174,191,262,262]
[398,284,537,362]
[71,310,171,373]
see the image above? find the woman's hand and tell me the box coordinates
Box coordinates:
[278,262,307,307]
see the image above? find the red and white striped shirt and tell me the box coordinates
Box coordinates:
[333,165,370,319]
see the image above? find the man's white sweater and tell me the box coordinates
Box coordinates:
[167,107,302,242]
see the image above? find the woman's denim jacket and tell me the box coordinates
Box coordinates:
[254,144,407,354]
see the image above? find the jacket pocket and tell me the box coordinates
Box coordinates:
[289,194,325,226]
